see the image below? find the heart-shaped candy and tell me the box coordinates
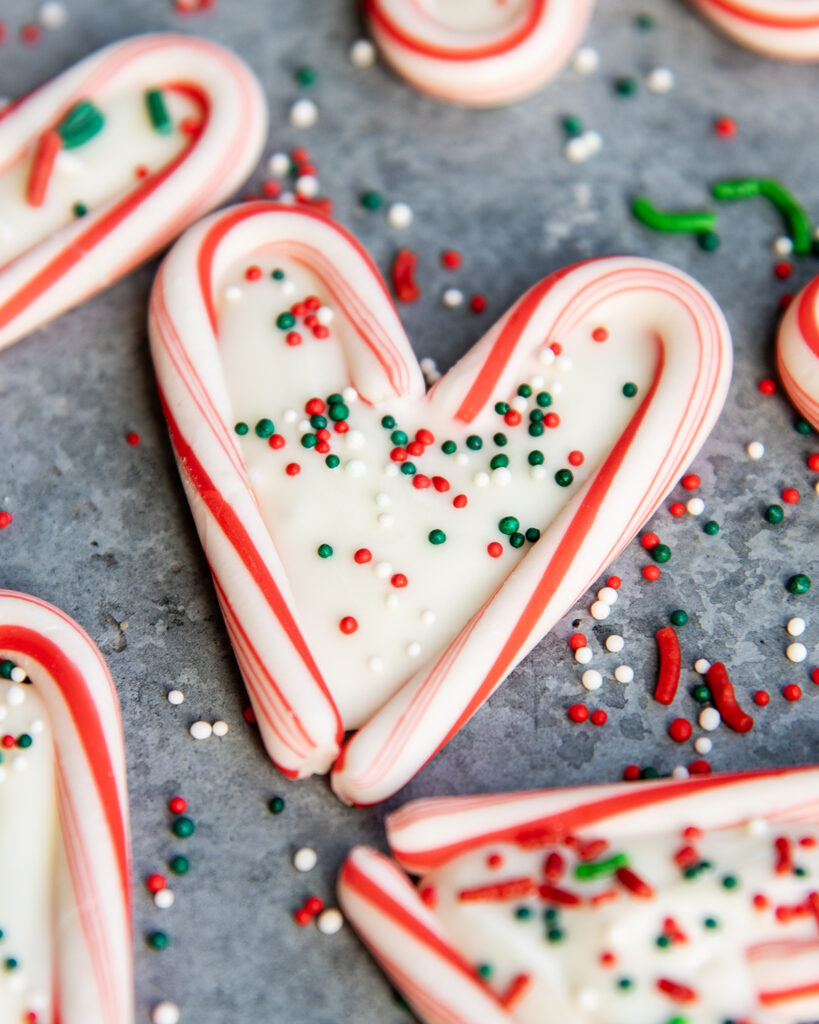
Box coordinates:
[149,203,731,805]
[0,591,131,1024]
[0,33,266,351]
[365,0,595,106]
[690,0,819,60]
[777,271,819,429]
[340,766,819,1024]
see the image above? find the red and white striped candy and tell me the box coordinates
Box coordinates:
[690,0,819,60]
[0,33,267,351]
[777,272,819,429]
[339,766,819,1024]
[149,202,731,805]
[365,0,595,106]
[0,590,131,1024]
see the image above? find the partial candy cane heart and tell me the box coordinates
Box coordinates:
[777,272,819,429]
[340,767,819,1024]
[0,33,267,351]
[365,0,595,106]
[149,202,731,801]
[689,0,819,60]
[0,591,131,1024]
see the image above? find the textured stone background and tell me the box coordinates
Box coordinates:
[1,1,818,1021]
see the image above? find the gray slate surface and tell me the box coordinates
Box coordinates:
[1,1,818,1021]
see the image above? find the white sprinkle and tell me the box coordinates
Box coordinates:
[0,220,14,243]
[572,46,599,75]
[375,562,392,579]
[383,462,398,477]
[212,720,229,737]
[349,38,377,68]
[582,130,602,156]
[747,817,770,837]
[295,175,319,199]
[646,67,674,94]
[39,1,68,29]
[597,587,618,606]
[699,707,721,731]
[694,658,711,675]
[492,467,512,487]
[375,491,390,508]
[293,847,318,872]
[345,429,365,449]
[605,634,624,653]
[406,641,421,658]
[786,642,808,663]
[154,888,175,909]
[474,471,490,487]
[224,285,242,303]
[283,408,298,424]
[556,354,573,373]
[590,601,610,621]
[687,497,705,516]
[317,907,345,935]
[442,288,464,308]
[746,441,764,460]
[344,459,366,477]
[9,666,26,683]
[576,988,600,1012]
[342,386,357,404]
[55,150,82,176]
[530,375,545,389]
[29,719,44,735]
[511,395,529,413]
[538,346,556,366]
[368,657,384,673]
[694,736,713,755]
[190,720,212,740]
[671,765,690,780]
[575,647,593,665]
[298,418,312,432]
[268,152,291,178]
[152,1002,181,1024]
[421,609,436,626]
[290,98,319,129]
[281,278,296,295]
[377,512,393,526]
[787,617,806,636]
[11,755,27,773]
[5,686,24,707]
[551,381,563,395]
[773,235,794,256]
[613,665,634,684]
[581,669,603,691]
[530,465,547,481]
[385,593,399,610]
[564,136,591,163]
[387,202,413,229]
[316,305,334,326]
[166,689,185,706]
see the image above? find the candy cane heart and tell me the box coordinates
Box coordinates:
[777,271,819,429]
[689,0,819,60]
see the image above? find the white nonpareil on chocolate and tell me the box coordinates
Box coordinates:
[0,676,57,1023]
[417,823,819,1023]
[218,257,657,729]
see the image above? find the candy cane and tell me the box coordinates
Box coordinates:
[364,0,596,106]
[777,271,819,429]
[690,0,819,60]
[0,590,131,1024]
[0,33,267,351]
[339,766,819,1024]
[148,202,731,803]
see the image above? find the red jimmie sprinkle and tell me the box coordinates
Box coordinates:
[459,877,537,902]
[758,378,777,395]
[578,838,608,861]
[616,866,655,899]
[706,662,754,732]
[668,718,692,743]
[499,973,532,1010]
[391,248,421,303]
[656,978,698,1003]
[774,836,793,874]
[544,851,565,881]
[654,626,681,705]
[538,883,581,906]
[590,709,608,726]
[568,703,589,723]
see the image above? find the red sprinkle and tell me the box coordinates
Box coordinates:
[656,978,697,1003]
[391,248,421,303]
[390,447,408,463]
[706,662,754,732]
[146,873,167,894]
[783,683,802,702]
[643,565,661,581]
[668,718,692,743]
[294,908,312,926]
[569,633,587,651]
[354,548,372,564]
[713,116,737,138]
[487,542,503,558]
[616,866,655,899]
[812,668,819,686]
[807,453,819,472]
[459,878,538,903]
[606,576,621,590]
[504,409,522,427]
[391,573,408,588]
[641,532,660,549]
[754,690,770,706]
[544,413,560,429]
[781,487,800,504]
[168,796,187,814]
[568,450,584,467]
[568,703,589,723]
[432,476,450,492]
[538,883,581,906]
[285,462,300,476]
[304,895,324,915]
[268,434,286,449]
[126,432,140,446]
[243,706,256,724]
[416,429,435,446]
[453,494,468,508]
[592,327,609,342]
[544,852,565,881]
[441,249,461,269]
[412,474,431,490]
[774,261,794,280]
[689,759,712,775]
[419,885,437,908]
[681,474,700,491]
[486,853,503,870]
[623,765,641,781]
[470,294,487,314]
[20,23,42,44]
[285,331,302,346]
[669,502,686,517]
[654,626,681,706]
[758,378,777,395]
[245,265,262,281]
[590,709,608,726]
[339,616,358,635]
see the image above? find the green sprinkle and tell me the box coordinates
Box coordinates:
[428,529,446,545]
[698,230,721,252]
[255,418,275,438]
[309,415,327,431]
[615,76,638,96]
[325,454,340,469]
[466,435,483,451]
[317,544,333,559]
[529,422,545,437]
[16,734,32,748]
[4,957,19,971]
[147,931,169,951]
[562,114,584,137]
[56,100,105,149]
[509,532,525,549]
[555,468,573,487]
[327,394,344,406]
[301,433,317,449]
[276,312,296,330]
[656,934,671,948]
[381,415,396,429]
[391,430,408,445]
[234,422,249,436]
[490,454,509,470]
[172,816,195,839]
[361,190,383,210]
[145,89,172,134]
[515,906,533,920]
[703,520,720,535]
[442,440,457,454]
[693,684,711,703]
[271,268,285,280]
[635,12,654,29]
[268,796,286,814]
[632,197,717,235]
[651,543,671,563]
[493,432,508,447]
[617,978,633,990]
[528,450,544,466]
[525,527,541,543]
[721,875,738,889]
[517,384,532,397]
[72,202,88,217]
[543,907,558,921]
[795,418,814,435]
[170,855,189,875]
[787,573,811,595]
[641,766,659,779]
[536,392,552,408]
[712,177,812,255]
[622,382,638,398]
[295,66,318,86]
[529,409,544,422]
[400,462,416,476]
[498,516,520,535]
[477,963,492,979]
[0,660,13,679]
[494,402,510,415]
[765,504,784,524]
[703,917,718,929]
[575,851,629,880]
[547,928,564,942]
[670,609,688,626]
[328,403,349,422]
[794,866,807,877]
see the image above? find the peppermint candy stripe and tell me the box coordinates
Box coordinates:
[691,0,819,59]
[777,272,819,429]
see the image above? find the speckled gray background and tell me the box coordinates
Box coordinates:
[1,1,818,1021]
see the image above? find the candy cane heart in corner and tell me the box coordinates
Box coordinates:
[0,33,267,352]
[148,202,733,805]
[777,272,819,430]
[0,590,132,1024]
[689,0,819,60]
[364,0,596,107]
